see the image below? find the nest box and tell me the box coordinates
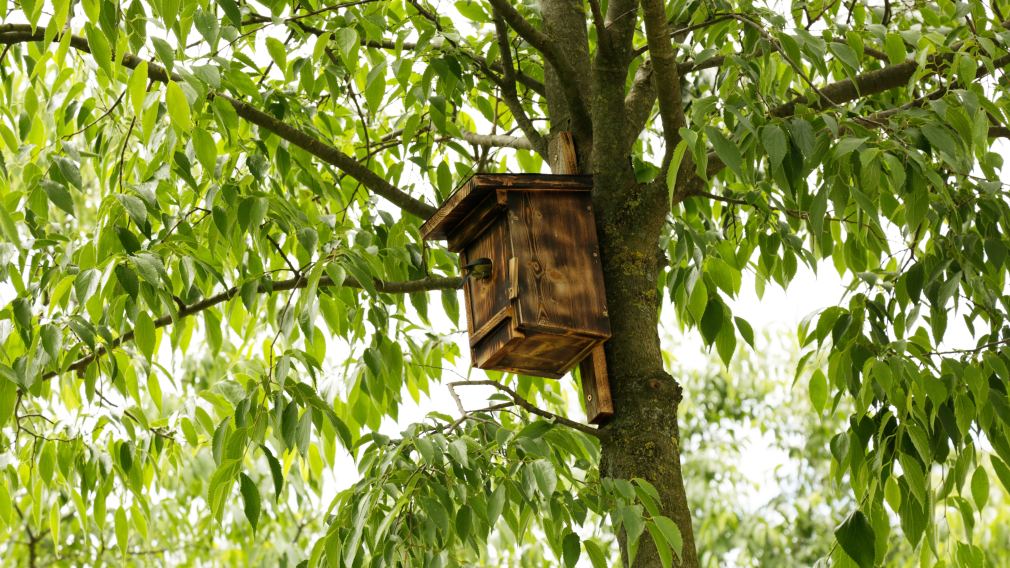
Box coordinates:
[420,174,611,380]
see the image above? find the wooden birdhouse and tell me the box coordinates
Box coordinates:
[420,173,614,422]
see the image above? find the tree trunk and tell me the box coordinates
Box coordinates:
[593,179,700,567]
[534,1,699,564]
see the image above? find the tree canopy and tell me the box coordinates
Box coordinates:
[2,0,1010,566]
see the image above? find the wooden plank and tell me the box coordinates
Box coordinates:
[549,131,614,424]
[421,173,592,241]
[461,218,511,340]
[469,308,511,348]
[447,195,504,252]
[419,175,481,241]
[507,257,518,300]
[579,345,613,424]
[485,330,585,379]
[469,173,591,191]
[473,317,523,369]
[507,191,611,338]
[549,132,579,174]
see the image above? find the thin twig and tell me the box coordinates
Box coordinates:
[117,118,136,192]
[448,380,602,437]
[65,88,127,137]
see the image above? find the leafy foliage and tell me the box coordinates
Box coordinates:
[0,0,1010,566]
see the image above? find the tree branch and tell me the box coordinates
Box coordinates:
[624,60,656,148]
[486,0,593,139]
[491,15,548,156]
[460,129,533,150]
[448,380,602,437]
[770,19,1010,117]
[40,274,462,384]
[0,24,436,219]
[588,0,608,45]
[677,42,1010,199]
[640,0,688,171]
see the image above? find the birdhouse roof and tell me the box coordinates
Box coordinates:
[419,173,592,241]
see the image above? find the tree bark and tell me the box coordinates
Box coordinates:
[593,178,700,567]
[533,1,700,564]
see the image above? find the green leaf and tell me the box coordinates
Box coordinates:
[0,376,17,429]
[117,194,148,229]
[760,124,788,168]
[151,37,175,72]
[166,81,193,131]
[54,157,82,190]
[455,504,472,542]
[652,516,683,560]
[529,459,557,498]
[562,532,581,568]
[920,124,957,157]
[705,126,744,178]
[830,42,860,71]
[809,369,828,412]
[699,299,723,346]
[119,442,134,473]
[239,473,261,531]
[687,279,707,324]
[448,439,468,468]
[835,510,875,568]
[971,466,989,509]
[0,478,11,527]
[665,140,689,203]
[904,263,924,302]
[260,445,284,501]
[647,524,673,568]
[991,457,1010,495]
[194,9,219,46]
[42,181,74,216]
[116,227,141,255]
[85,24,113,75]
[265,37,288,74]
[129,61,148,117]
[40,325,61,363]
[583,539,609,568]
[734,316,755,348]
[334,28,359,63]
[454,0,487,21]
[134,311,156,360]
[715,322,736,366]
[884,33,906,64]
[115,507,129,552]
[487,484,506,526]
[115,263,139,297]
[218,0,242,26]
[192,128,217,173]
[835,137,866,158]
[621,505,645,558]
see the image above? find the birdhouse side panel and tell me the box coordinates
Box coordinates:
[460,217,512,342]
[506,191,610,338]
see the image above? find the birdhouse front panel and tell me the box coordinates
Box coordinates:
[506,190,609,338]
[420,174,611,379]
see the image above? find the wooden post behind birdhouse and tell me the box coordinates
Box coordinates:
[550,132,613,424]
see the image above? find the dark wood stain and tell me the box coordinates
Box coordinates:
[461,220,510,339]
[508,191,610,337]
[422,173,611,384]
[579,345,614,423]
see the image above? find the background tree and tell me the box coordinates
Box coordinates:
[1,0,1010,566]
